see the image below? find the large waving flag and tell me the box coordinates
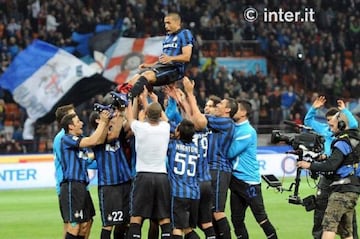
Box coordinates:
[0,40,115,124]
[88,29,121,53]
[102,36,164,84]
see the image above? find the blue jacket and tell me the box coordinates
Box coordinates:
[227,120,259,183]
[304,107,358,156]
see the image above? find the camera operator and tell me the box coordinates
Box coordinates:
[298,112,360,239]
[303,96,359,239]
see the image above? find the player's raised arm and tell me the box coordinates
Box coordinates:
[183,76,207,130]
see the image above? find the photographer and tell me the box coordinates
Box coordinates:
[298,112,360,239]
[304,96,359,239]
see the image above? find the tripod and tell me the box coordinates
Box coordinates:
[287,149,304,205]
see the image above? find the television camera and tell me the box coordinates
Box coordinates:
[267,120,324,209]
[271,120,324,156]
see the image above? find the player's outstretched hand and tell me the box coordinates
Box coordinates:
[337,99,346,111]
[182,76,195,94]
[312,96,326,109]
[99,110,111,122]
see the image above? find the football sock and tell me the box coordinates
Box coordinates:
[215,217,231,239]
[184,230,200,239]
[114,224,128,239]
[127,223,141,239]
[172,235,182,239]
[160,223,171,239]
[65,232,78,239]
[203,226,216,239]
[101,228,111,239]
[129,76,148,98]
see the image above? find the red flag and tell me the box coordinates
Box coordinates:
[102,37,164,85]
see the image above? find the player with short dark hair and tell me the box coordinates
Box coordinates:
[183,77,237,239]
[163,86,217,239]
[167,119,201,239]
[53,104,96,239]
[54,104,76,196]
[117,12,194,99]
[59,111,110,239]
[185,92,220,239]
[228,100,278,239]
[192,131,217,239]
[89,104,132,239]
[192,108,217,238]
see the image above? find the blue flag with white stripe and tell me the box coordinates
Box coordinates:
[0,39,98,120]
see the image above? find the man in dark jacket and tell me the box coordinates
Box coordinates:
[298,112,360,239]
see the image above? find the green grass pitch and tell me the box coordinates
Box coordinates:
[0,177,358,238]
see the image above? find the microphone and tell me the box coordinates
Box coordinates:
[283,120,313,131]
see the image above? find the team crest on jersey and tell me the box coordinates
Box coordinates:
[78,150,88,160]
[163,43,178,48]
[105,141,121,152]
[72,135,79,141]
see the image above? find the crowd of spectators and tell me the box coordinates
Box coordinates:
[0,0,359,153]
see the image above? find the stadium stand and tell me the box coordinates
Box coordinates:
[0,0,359,152]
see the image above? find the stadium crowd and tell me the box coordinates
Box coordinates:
[0,2,359,239]
[0,0,359,153]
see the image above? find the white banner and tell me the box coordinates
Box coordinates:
[0,153,300,190]
[0,162,55,190]
[258,153,299,177]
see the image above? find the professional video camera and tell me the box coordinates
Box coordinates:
[268,120,325,208]
[271,121,324,154]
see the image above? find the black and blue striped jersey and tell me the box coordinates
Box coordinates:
[193,130,212,182]
[206,115,235,172]
[162,28,194,76]
[93,138,132,186]
[60,134,90,183]
[167,139,200,199]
